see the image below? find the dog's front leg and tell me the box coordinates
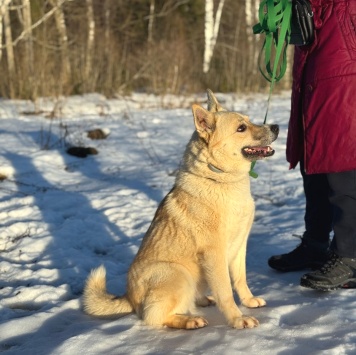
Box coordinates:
[230,245,266,309]
[202,250,259,329]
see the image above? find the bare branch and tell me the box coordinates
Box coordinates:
[0,0,68,49]
[144,0,189,20]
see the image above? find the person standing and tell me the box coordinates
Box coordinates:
[268,0,356,290]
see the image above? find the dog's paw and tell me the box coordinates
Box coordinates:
[229,316,259,329]
[186,316,209,329]
[241,297,266,308]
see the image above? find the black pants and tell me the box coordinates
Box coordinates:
[301,161,356,258]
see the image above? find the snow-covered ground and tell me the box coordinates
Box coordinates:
[0,92,355,355]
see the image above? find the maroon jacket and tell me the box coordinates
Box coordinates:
[287,0,356,174]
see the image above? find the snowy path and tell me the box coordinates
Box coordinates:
[0,93,355,354]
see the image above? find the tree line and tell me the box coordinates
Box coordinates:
[0,0,292,100]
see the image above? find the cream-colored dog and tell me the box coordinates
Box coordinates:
[83,90,279,330]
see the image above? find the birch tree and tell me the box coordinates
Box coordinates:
[245,0,260,88]
[104,0,110,56]
[146,1,189,44]
[49,0,71,85]
[148,0,155,44]
[0,0,12,62]
[203,0,225,73]
[284,46,293,89]
[0,1,4,63]
[0,0,15,97]
[85,0,95,84]
[3,1,15,97]
[22,0,34,76]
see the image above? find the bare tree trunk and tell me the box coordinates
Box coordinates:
[284,45,293,89]
[1,0,13,64]
[203,0,225,73]
[245,0,260,90]
[244,0,252,87]
[22,0,36,99]
[2,1,15,97]
[85,0,95,88]
[104,0,110,56]
[50,0,71,87]
[231,9,243,92]
[148,0,155,44]
[102,0,113,92]
[0,1,4,63]
[203,0,213,74]
[22,0,34,73]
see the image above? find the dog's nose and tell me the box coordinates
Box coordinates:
[270,124,279,135]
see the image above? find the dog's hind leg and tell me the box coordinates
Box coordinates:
[195,280,215,307]
[195,295,215,307]
[141,264,209,329]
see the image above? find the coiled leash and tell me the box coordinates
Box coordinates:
[249,0,292,178]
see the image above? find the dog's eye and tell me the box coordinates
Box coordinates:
[237,124,247,132]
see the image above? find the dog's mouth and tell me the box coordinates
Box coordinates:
[242,145,275,160]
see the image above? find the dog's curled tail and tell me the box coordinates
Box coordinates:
[83,265,133,318]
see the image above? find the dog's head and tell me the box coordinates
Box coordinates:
[191,90,279,173]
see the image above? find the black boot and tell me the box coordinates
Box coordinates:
[300,253,356,291]
[268,236,330,272]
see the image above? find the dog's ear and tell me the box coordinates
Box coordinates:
[207,89,226,112]
[192,104,215,140]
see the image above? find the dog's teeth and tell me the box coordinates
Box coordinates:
[244,146,274,155]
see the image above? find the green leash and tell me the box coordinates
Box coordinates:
[249,0,292,178]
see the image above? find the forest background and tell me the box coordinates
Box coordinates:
[0,0,293,100]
